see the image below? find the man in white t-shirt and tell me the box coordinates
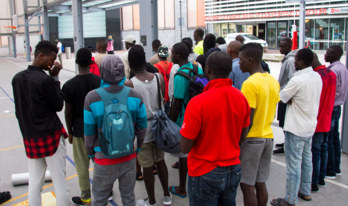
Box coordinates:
[55,39,63,67]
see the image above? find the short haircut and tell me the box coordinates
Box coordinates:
[297,48,314,67]
[236,35,245,45]
[196,55,206,71]
[329,45,344,58]
[216,37,226,45]
[181,40,192,54]
[206,51,232,77]
[152,39,161,48]
[34,40,58,57]
[194,28,204,38]
[256,43,264,55]
[128,45,146,71]
[239,43,263,63]
[280,37,292,46]
[203,33,216,54]
[76,48,92,67]
[97,38,108,49]
[182,37,193,45]
[172,43,189,60]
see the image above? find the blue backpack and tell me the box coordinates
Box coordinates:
[61,45,65,52]
[95,87,135,159]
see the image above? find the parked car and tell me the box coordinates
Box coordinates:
[225,33,268,52]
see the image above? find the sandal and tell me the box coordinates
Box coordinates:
[153,166,158,175]
[270,198,295,206]
[136,172,144,181]
[298,192,312,201]
[168,186,187,198]
[0,191,11,204]
[172,162,179,169]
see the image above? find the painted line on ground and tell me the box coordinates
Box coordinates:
[0,168,94,206]
[271,159,348,190]
[6,59,27,69]
[0,87,14,103]
[0,114,15,118]
[0,145,23,152]
[0,97,13,100]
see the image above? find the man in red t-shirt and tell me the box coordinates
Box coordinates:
[180,51,250,205]
[311,53,336,192]
[154,46,173,114]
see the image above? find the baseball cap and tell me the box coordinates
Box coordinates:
[122,35,136,44]
[158,46,169,57]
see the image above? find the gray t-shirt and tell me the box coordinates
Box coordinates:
[131,73,164,143]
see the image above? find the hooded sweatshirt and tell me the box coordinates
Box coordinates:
[279,50,297,90]
[84,55,147,165]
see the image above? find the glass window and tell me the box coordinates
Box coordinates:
[164,0,175,29]
[315,19,329,50]
[187,0,197,29]
[246,25,253,34]
[229,23,236,34]
[221,23,228,38]
[213,24,221,37]
[158,0,165,29]
[122,6,133,30]
[133,5,140,30]
[267,22,276,50]
[330,18,345,42]
[277,21,287,49]
[236,25,246,33]
[244,34,259,40]
[197,0,205,27]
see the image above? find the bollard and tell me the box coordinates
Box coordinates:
[66,47,71,59]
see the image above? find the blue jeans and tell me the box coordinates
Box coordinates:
[284,132,312,205]
[188,165,241,206]
[164,101,170,115]
[311,132,328,186]
[327,105,342,174]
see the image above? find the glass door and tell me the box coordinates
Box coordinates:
[267,22,276,50]
[277,21,287,49]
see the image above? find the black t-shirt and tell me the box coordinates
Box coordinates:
[62,73,101,138]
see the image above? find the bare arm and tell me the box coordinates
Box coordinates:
[170,98,182,122]
[181,135,195,154]
[239,127,249,146]
[64,103,73,144]
[248,108,255,133]
[124,80,134,88]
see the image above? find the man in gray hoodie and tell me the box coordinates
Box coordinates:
[273,38,297,155]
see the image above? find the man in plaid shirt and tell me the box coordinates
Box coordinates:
[12,41,70,206]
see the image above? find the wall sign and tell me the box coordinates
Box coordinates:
[205,8,348,21]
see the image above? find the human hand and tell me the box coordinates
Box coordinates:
[48,62,63,76]
[68,134,73,144]
[288,99,293,105]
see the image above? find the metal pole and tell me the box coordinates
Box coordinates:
[180,0,182,40]
[24,14,31,62]
[8,0,16,58]
[42,0,50,41]
[341,27,348,153]
[299,0,305,49]
[72,0,84,74]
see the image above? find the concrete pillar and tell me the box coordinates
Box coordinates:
[24,14,31,62]
[341,30,348,153]
[8,0,16,58]
[139,0,158,61]
[42,6,50,41]
[72,0,84,74]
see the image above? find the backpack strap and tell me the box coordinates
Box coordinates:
[175,67,193,79]
[192,64,199,75]
[154,74,162,111]
[155,64,166,77]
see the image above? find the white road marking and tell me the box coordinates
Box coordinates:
[271,159,348,190]
[6,59,27,68]
[4,110,10,113]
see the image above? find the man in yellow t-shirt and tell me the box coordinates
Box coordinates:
[193,28,204,55]
[239,43,280,206]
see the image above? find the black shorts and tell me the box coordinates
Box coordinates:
[277,102,287,128]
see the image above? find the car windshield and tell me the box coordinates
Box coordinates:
[243,34,259,40]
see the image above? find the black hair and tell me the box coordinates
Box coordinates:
[76,48,92,67]
[329,45,344,59]
[196,55,206,71]
[206,51,232,77]
[203,33,216,55]
[182,37,193,45]
[194,28,204,38]
[280,37,292,46]
[128,45,146,71]
[236,35,245,45]
[97,38,108,49]
[216,37,226,45]
[256,43,264,55]
[34,40,58,57]
[240,43,263,63]
[172,43,189,60]
[152,39,161,48]
[297,48,314,67]
[86,45,95,52]
[181,40,193,54]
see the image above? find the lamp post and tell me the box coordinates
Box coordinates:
[179,0,182,40]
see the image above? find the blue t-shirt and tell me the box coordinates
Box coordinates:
[229,58,250,90]
[173,62,204,126]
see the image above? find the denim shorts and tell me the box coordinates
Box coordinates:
[240,138,273,185]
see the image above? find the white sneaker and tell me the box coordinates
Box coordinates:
[108,190,113,201]
[137,198,158,206]
[163,192,172,205]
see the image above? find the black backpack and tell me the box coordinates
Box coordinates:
[175,64,208,101]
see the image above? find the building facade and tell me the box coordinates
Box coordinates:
[205,0,348,50]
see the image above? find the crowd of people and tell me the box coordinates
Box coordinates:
[8,27,348,206]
